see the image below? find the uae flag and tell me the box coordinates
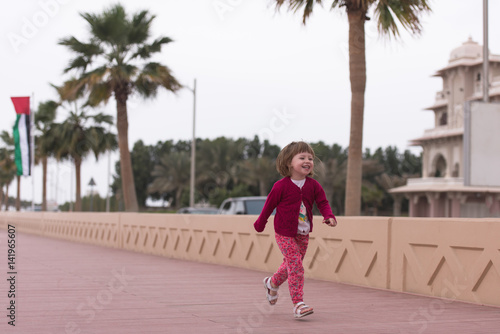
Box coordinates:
[11,96,31,176]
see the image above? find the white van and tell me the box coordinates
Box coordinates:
[218,196,268,215]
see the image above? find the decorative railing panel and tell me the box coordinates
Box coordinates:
[390,218,500,306]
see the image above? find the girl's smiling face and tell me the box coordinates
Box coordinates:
[289,152,314,180]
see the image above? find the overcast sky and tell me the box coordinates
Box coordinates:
[1,0,499,205]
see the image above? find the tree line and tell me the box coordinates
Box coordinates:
[108,136,421,215]
[2,125,421,215]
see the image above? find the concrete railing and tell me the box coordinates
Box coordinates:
[1,212,499,307]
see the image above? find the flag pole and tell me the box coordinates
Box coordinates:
[70,158,74,212]
[31,92,35,211]
[189,78,197,208]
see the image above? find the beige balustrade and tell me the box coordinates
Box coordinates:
[1,212,499,307]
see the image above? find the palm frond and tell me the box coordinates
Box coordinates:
[129,10,154,44]
[0,131,14,147]
[87,82,113,107]
[83,4,129,45]
[87,127,117,160]
[275,0,323,24]
[91,113,114,125]
[130,36,173,60]
[76,65,110,96]
[374,0,431,38]
[65,56,92,73]
[58,36,102,55]
[55,79,87,102]
[35,100,58,126]
[59,37,102,72]
[135,62,182,97]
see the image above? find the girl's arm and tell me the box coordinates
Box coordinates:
[254,183,280,232]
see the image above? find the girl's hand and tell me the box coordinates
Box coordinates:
[323,218,337,227]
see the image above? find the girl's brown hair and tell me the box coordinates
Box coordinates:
[276,141,315,177]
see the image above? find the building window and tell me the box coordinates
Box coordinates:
[477,73,481,81]
[439,112,448,126]
[432,154,447,178]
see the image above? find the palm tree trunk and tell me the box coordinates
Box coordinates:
[16,175,21,211]
[259,179,266,196]
[4,184,9,211]
[42,156,48,211]
[175,188,183,210]
[344,9,366,216]
[115,94,139,212]
[393,194,402,216]
[74,156,82,211]
[0,187,3,211]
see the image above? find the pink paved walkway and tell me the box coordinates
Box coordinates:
[1,230,500,334]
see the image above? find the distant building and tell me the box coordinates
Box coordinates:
[391,38,500,217]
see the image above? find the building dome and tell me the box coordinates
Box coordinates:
[449,37,483,63]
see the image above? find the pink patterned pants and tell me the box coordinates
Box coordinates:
[271,233,309,304]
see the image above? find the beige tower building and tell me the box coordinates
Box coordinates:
[391,38,500,217]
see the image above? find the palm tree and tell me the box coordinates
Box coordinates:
[274,0,431,215]
[360,159,385,215]
[148,151,191,209]
[244,156,280,196]
[34,101,59,211]
[315,157,347,215]
[53,105,117,211]
[196,137,247,190]
[0,131,17,211]
[375,172,407,215]
[0,167,12,211]
[59,4,181,212]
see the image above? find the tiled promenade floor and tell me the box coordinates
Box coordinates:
[1,230,500,334]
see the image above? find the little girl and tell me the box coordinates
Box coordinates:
[254,141,337,319]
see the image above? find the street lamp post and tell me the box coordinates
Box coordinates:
[483,0,489,102]
[88,177,96,212]
[106,124,112,212]
[187,79,197,208]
